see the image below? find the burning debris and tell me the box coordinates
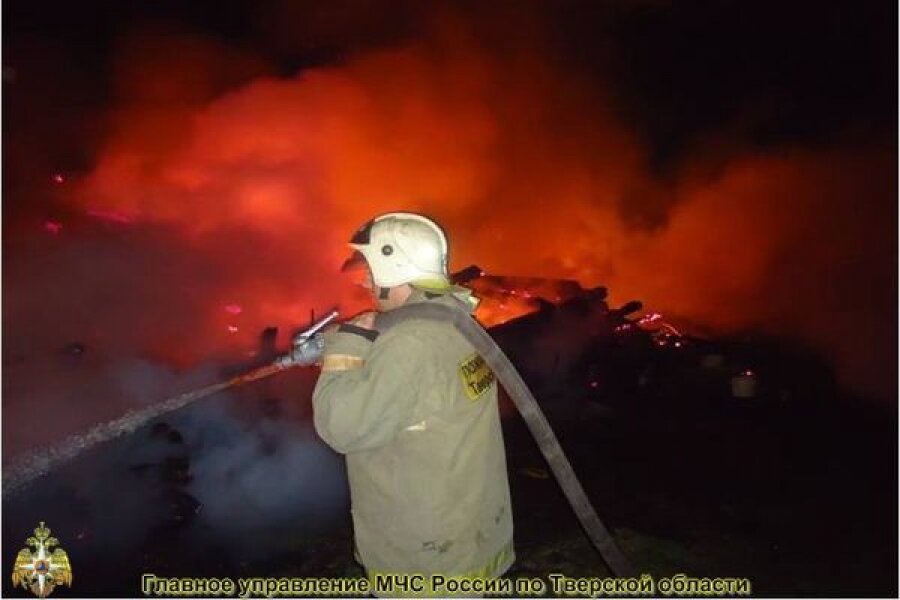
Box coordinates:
[453,267,775,412]
[3,256,774,501]
[2,264,640,512]
[466,269,588,326]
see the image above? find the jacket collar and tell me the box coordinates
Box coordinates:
[402,286,479,315]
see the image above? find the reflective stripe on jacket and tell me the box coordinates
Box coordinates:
[312,289,515,587]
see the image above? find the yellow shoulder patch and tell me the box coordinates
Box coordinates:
[459,352,496,401]
[321,354,364,372]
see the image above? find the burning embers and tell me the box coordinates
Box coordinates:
[633,311,686,348]
[459,267,592,327]
[464,268,776,409]
[464,266,689,350]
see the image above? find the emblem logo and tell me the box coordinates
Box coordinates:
[11,522,72,598]
[459,352,496,401]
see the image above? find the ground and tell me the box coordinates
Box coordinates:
[2,358,896,598]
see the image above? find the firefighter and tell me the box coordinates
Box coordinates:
[312,212,515,594]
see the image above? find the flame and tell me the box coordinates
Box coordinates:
[470,276,583,326]
[5,20,888,398]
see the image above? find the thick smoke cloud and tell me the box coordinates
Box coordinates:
[69,15,893,399]
[3,2,895,470]
[178,400,348,558]
[3,387,348,569]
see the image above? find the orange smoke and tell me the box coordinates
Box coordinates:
[55,22,894,399]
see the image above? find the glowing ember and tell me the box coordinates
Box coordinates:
[43,220,63,235]
[86,209,135,224]
[637,311,684,338]
[638,312,663,325]
[224,304,243,315]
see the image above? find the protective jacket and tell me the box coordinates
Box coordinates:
[312,289,514,592]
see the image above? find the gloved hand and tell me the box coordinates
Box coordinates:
[276,332,326,367]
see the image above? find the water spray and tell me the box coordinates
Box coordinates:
[2,311,339,497]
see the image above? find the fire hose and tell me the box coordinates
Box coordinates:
[374,300,635,577]
[3,304,634,576]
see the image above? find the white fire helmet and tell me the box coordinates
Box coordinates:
[347,212,451,290]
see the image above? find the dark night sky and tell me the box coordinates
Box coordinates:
[4,0,896,180]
